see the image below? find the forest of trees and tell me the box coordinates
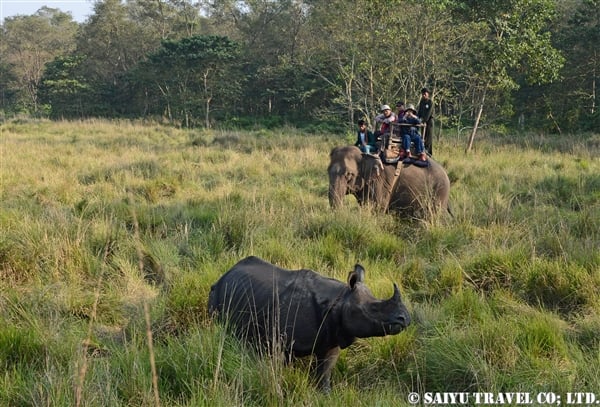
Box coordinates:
[0,0,598,133]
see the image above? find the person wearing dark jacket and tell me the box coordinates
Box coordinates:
[417,88,434,155]
[395,101,406,121]
[398,104,427,161]
[355,119,377,154]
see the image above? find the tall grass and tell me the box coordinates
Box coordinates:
[1,118,599,405]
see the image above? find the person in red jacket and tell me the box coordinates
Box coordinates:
[374,104,397,138]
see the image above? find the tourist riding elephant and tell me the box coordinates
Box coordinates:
[327,146,451,217]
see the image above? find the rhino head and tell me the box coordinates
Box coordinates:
[340,264,411,342]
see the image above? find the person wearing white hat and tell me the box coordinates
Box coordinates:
[374,104,397,139]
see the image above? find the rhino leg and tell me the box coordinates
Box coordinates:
[314,346,340,392]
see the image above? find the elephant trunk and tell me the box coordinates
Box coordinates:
[328,174,348,209]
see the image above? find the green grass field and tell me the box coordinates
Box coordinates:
[1,118,599,406]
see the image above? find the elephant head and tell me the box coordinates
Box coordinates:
[327,145,451,217]
[327,146,364,208]
[327,146,393,210]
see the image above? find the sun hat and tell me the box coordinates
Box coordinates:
[380,104,392,111]
[405,104,417,113]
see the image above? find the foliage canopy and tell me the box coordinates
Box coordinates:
[0,0,597,134]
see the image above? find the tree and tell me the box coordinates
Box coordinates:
[0,59,18,113]
[0,0,590,133]
[134,35,241,127]
[552,0,599,131]
[75,0,164,115]
[204,0,318,120]
[452,0,565,151]
[127,0,208,39]
[305,0,420,126]
[0,8,77,113]
[38,55,91,118]
[300,0,479,133]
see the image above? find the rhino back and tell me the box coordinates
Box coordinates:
[209,256,347,355]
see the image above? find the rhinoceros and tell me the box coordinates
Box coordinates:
[207,256,411,391]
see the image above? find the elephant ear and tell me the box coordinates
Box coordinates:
[359,154,383,177]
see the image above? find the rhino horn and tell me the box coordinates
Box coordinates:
[390,283,401,302]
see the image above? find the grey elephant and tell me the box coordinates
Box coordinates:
[327,145,451,217]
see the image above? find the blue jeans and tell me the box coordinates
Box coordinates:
[402,132,424,155]
[360,144,376,154]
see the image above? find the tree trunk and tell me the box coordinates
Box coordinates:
[203,70,211,128]
[466,89,486,153]
[346,55,354,126]
[592,54,597,115]
[205,96,211,129]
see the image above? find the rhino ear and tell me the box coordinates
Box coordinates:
[348,264,365,289]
